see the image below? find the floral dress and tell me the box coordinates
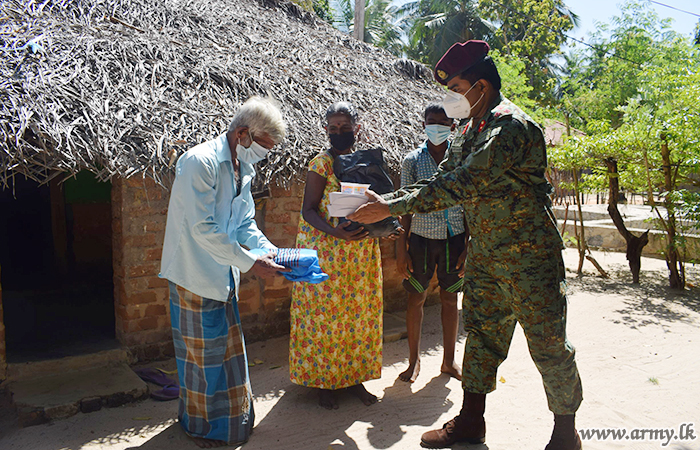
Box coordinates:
[289,151,383,390]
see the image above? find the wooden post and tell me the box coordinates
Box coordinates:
[353,0,365,42]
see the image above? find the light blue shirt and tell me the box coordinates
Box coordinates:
[160,133,276,301]
[400,141,465,240]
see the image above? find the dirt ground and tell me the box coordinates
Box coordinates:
[1,248,699,450]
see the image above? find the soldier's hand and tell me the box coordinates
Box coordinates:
[347,190,391,224]
[333,221,369,241]
[250,252,290,279]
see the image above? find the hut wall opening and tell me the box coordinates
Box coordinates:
[0,172,116,363]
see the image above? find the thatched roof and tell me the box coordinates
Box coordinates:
[0,0,442,189]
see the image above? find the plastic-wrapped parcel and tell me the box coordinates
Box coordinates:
[250,248,329,284]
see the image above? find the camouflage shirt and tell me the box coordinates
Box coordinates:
[386,94,563,266]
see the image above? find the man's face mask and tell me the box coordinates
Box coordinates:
[425,124,452,145]
[237,134,270,164]
[442,82,484,119]
[329,131,355,151]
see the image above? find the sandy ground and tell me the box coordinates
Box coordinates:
[1,248,699,450]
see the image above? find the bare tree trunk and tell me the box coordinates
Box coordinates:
[572,169,585,276]
[570,169,607,278]
[605,158,649,284]
[560,203,569,236]
[660,140,685,290]
[353,0,365,41]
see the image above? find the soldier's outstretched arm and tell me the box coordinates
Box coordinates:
[385,118,529,217]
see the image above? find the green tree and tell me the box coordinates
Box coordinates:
[313,0,334,23]
[335,0,404,56]
[489,50,536,113]
[559,1,676,130]
[549,135,609,277]
[291,0,333,22]
[397,0,496,66]
[478,0,579,105]
[557,36,700,289]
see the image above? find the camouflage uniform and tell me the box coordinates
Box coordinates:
[385,94,583,415]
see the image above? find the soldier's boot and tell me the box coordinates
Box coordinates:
[420,392,486,448]
[545,414,582,450]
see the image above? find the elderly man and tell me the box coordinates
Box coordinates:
[349,41,583,450]
[160,96,289,448]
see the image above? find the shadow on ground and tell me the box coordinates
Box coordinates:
[565,260,700,330]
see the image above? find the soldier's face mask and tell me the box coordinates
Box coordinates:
[443,82,484,119]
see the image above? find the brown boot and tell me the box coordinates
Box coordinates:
[545,414,582,450]
[420,392,486,448]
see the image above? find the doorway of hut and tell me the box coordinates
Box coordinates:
[0,171,116,363]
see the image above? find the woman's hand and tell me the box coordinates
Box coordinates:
[333,221,369,241]
[380,227,404,241]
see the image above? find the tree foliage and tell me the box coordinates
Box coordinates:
[396,0,496,66]
[558,1,676,130]
[554,24,700,287]
[478,0,579,105]
[335,0,404,56]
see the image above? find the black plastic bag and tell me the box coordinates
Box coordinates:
[332,148,401,238]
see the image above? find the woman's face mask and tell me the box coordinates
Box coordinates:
[442,82,484,119]
[424,124,452,145]
[329,131,355,151]
[237,134,270,164]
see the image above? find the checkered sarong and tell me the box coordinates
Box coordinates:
[169,282,254,444]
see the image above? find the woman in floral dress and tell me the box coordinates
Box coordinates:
[289,102,383,409]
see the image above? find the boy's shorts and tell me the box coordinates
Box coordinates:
[402,232,466,294]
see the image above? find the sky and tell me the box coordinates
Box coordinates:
[564,0,699,42]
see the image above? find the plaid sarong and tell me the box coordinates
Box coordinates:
[169,282,254,444]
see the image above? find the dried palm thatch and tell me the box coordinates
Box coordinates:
[0,0,443,190]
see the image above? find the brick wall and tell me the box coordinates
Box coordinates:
[111,177,437,359]
[112,177,173,362]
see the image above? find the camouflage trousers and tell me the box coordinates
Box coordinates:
[461,252,583,415]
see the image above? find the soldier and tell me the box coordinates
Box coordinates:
[348,41,583,450]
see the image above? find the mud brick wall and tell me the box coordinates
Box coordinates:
[111,177,437,359]
[112,177,173,362]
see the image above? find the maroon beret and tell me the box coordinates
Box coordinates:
[434,40,490,85]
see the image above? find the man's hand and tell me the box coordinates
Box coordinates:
[396,244,413,279]
[333,221,369,241]
[456,247,468,277]
[347,189,391,224]
[250,251,290,279]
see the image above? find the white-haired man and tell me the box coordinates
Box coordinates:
[160,96,289,448]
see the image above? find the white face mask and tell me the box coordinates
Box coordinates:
[424,124,452,145]
[237,136,270,164]
[442,83,484,119]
